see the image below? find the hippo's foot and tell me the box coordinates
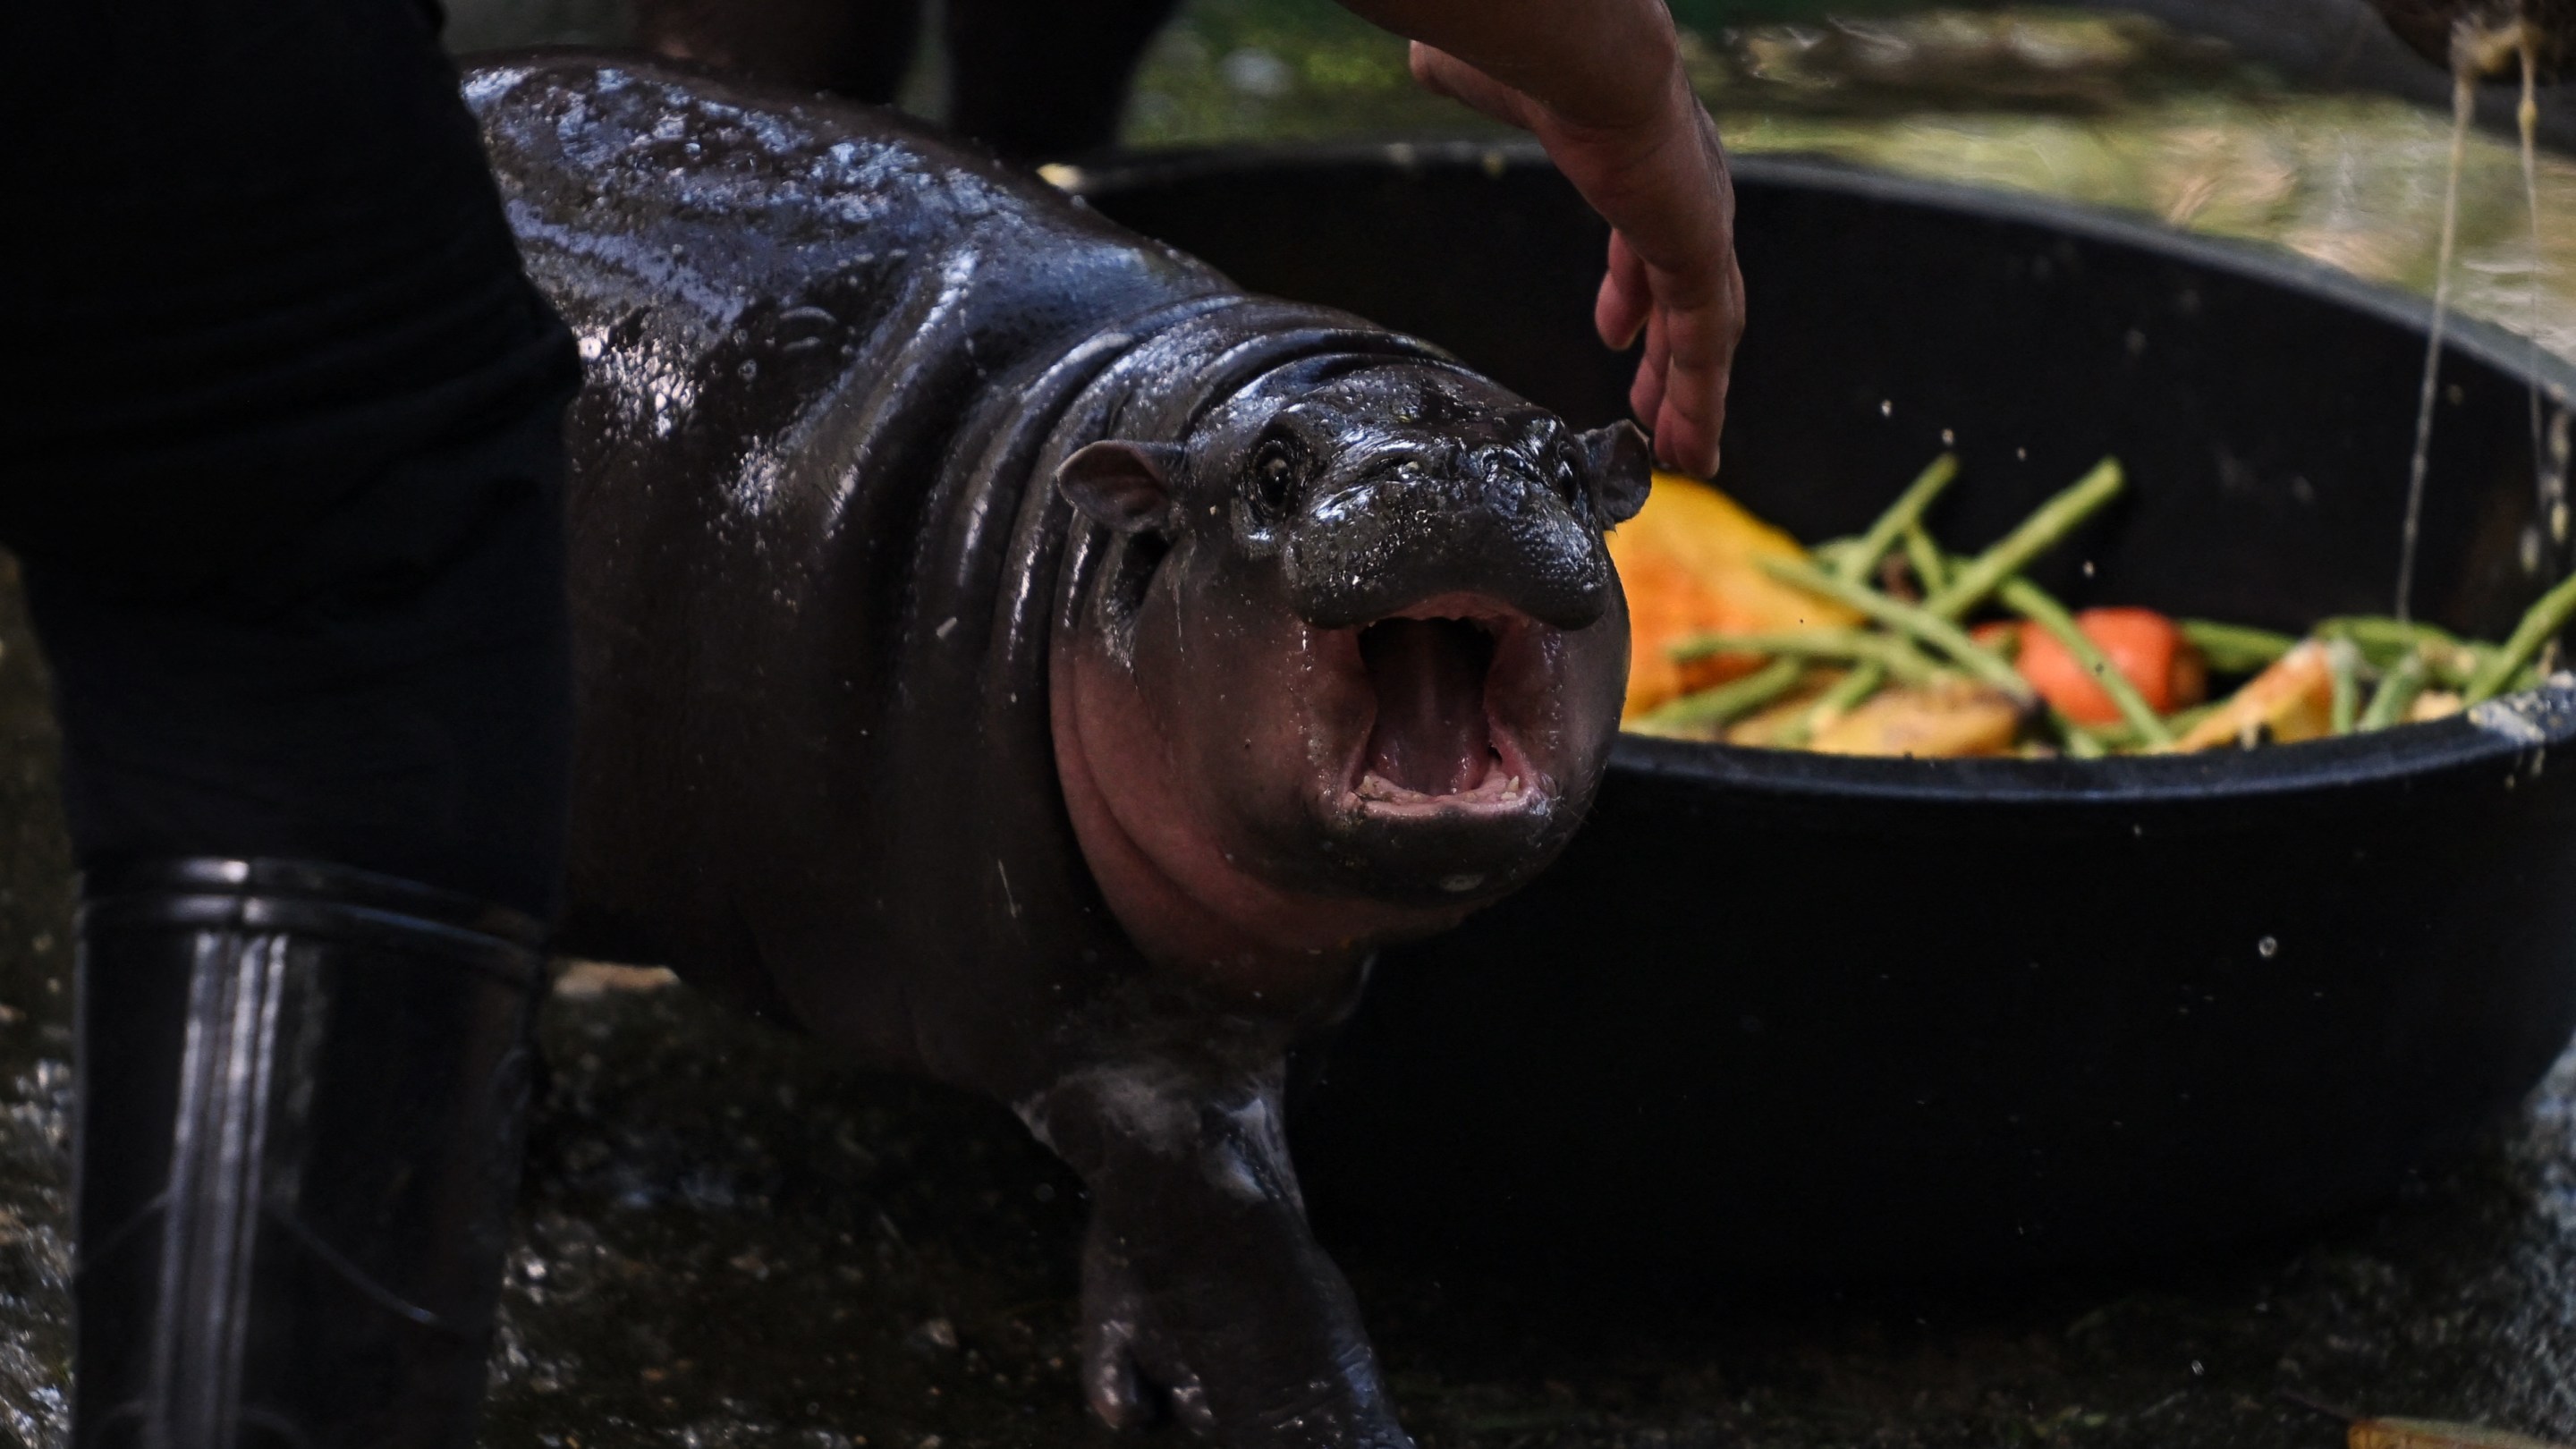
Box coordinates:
[1078,1215,1413,1448]
[1022,1063,1415,1449]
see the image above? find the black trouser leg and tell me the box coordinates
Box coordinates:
[74,860,547,1449]
[22,392,577,921]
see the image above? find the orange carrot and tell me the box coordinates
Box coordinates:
[2009,606,2205,724]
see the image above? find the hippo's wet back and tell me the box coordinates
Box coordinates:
[469,55,1645,1448]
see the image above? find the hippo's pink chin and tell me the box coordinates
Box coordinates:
[1052,580,1616,1001]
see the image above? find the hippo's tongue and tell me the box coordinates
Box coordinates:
[1359,618,1497,796]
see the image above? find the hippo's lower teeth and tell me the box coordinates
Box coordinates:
[1356,763,1537,809]
[1358,771,1407,801]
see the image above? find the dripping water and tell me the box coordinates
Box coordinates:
[2518,33,2566,558]
[2395,48,2479,623]
[2397,9,2542,622]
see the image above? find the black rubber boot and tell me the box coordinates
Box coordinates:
[71,858,548,1449]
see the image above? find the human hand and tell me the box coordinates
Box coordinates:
[1409,43,1743,478]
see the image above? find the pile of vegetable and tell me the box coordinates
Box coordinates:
[1612,454,2576,758]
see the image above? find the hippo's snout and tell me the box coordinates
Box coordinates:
[1283,452,1614,632]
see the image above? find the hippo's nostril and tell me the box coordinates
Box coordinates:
[1357,618,1500,798]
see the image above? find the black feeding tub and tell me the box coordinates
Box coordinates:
[1072,145,2576,1278]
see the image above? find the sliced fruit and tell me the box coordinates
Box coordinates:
[1807,677,2024,758]
[1612,472,1862,722]
[2175,640,2335,750]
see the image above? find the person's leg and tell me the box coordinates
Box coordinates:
[35,387,574,1449]
[944,0,1186,158]
[1,3,580,1444]
[24,394,575,919]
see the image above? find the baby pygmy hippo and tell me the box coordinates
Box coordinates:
[471,56,1644,1448]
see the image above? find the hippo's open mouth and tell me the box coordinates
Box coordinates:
[1347,598,1543,814]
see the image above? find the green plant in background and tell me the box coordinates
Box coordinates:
[1123,0,1482,142]
[1121,0,1953,145]
[1123,0,2576,361]
[1667,0,1959,25]
[1120,0,1962,146]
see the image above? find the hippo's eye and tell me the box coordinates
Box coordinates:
[1250,439,1301,522]
[1552,449,1588,513]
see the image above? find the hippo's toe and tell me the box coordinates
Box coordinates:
[1077,1224,1416,1448]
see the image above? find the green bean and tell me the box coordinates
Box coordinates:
[2326,639,2362,735]
[2179,620,2297,674]
[2359,649,2431,731]
[2159,700,2224,738]
[2087,703,2224,750]
[2314,616,2486,687]
[2317,614,2462,656]
[2057,716,2111,758]
[1669,629,1940,682]
[1792,507,1947,737]
[1761,555,2033,700]
[1775,663,1886,750]
[2436,650,2496,691]
[2084,715,2162,748]
[1809,537,1865,574]
[1902,519,1953,597]
[1922,458,2124,621]
[2467,569,2576,704]
[1994,575,2174,747]
[1629,658,1809,737]
[1835,453,1961,586]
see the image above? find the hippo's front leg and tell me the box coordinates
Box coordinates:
[1021,1063,1413,1449]
[1022,369,1648,1445]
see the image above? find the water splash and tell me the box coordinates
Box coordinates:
[2396,60,2479,623]
[2399,12,2548,621]
[2521,35,2566,558]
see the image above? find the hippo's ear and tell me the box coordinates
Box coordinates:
[1577,420,1654,526]
[1056,441,1183,534]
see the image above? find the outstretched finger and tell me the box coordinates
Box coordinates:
[1649,252,1742,476]
[1655,371,1724,478]
[1631,306,1671,445]
[1596,228,1651,352]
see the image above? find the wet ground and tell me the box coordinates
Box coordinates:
[11,3,2576,1445]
